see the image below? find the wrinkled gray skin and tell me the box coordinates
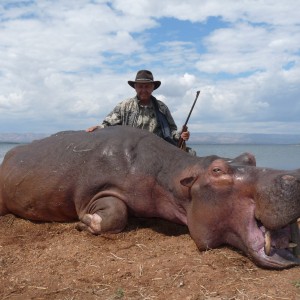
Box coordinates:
[0,126,299,269]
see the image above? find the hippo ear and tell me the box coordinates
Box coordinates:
[180,176,198,188]
[233,152,256,166]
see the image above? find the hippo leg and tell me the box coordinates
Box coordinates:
[77,196,128,235]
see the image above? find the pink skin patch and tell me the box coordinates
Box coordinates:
[82,213,102,234]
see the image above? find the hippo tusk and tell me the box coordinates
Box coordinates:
[264,230,271,256]
[290,221,300,258]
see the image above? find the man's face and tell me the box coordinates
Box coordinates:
[134,83,154,102]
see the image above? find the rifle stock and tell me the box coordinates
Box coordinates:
[177,125,187,149]
[178,91,200,149]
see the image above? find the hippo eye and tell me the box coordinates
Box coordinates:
[213,167,222,174]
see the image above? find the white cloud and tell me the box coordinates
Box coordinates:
[196,22,300,75]
[179,73,196,87]
[0,91,28,112]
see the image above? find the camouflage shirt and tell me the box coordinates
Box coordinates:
[99,96,180,140]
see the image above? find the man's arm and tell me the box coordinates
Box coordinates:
[86,103,123,132]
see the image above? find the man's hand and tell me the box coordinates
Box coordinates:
[180,130,190,141]
[86,125,99,132]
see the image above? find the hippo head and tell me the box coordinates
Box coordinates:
[182,153,300,269]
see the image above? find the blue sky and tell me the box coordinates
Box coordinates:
[0,0,299,134]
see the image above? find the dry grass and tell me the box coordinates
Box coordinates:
[0,215,299,299]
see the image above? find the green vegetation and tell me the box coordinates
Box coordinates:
[115,287,125,298]
[292,280,300,288]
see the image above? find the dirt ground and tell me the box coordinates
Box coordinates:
[0,214,299,300]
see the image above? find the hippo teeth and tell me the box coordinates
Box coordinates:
[264,230,271,256]
[264,222,300,257]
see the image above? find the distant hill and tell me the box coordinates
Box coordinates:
[0,132,299,144]
[0,133,49,143]
[190,132,300,144]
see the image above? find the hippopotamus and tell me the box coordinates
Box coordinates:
[0,126,299,269]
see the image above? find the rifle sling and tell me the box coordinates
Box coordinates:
[152,97,177,146]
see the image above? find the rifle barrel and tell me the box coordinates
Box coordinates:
[183,91,200,127]
[178,90,200,149]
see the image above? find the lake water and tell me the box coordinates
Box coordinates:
[191,144,300,170]
[1,142,300,170]
[0,143,21,163]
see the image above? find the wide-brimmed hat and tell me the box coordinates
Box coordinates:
[128,70,161,90]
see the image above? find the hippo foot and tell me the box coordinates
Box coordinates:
[76,196,129,235]
[76,213,102,235]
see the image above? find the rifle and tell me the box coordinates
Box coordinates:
[178,90,200,150]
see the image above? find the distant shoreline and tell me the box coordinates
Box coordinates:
[0,132,300,145]
[0,141,23,144]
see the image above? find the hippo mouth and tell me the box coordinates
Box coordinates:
[249,218,300,269]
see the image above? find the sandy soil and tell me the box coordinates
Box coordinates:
[0,214,299,300]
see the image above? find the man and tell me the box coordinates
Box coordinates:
[86,70,191,148]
